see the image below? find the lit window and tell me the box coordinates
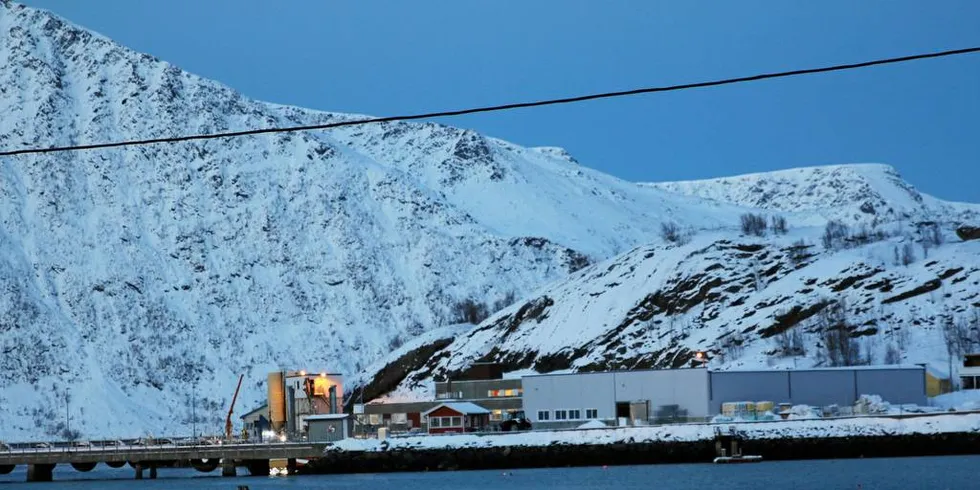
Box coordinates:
[568,409,581,420]
[554,410,568,421]
[585,409,598,419]
[504,389,514,397]
[537,410,550,421]
[491,410,503,421]
[368,414,380,425]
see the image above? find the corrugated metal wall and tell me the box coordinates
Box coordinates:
[522,369,710,425]
[522,372,616,424]
[709,368,926,413]
[855,369,926,405]
[613,369,710,418]
[709,371,789,414]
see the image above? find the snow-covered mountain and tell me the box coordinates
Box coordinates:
[646,164,978,227]
[364,229,980,403]
[1,0,977,440]
[0,1,745,439]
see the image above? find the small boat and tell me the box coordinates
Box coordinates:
[713,454,763,464]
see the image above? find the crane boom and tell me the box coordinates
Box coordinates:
[225,374,244,441]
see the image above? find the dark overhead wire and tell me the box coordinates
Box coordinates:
[2,45,979,157]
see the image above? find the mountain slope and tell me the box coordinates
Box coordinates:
[0,1,748,439]
[370,231,980,400]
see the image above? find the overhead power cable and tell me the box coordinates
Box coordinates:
[2,45,979,157]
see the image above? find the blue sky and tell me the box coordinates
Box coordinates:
[23,0,980,202]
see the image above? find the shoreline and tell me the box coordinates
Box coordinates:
[303,412,980,474]
[304,432,980,474]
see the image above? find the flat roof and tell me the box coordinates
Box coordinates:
[523,367,707,379]
[713,365,926,373]
[522,364,925,379]
[305,414,350,421]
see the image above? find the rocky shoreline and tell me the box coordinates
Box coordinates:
[302,432,980,474]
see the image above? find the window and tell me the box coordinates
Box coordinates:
[491,410,503,421]
[368,414,380,425]
[537,410,550,421]
[451,416,462,427]
[391,413,407,424]
[964,376,977,390]
[430,417,441,428]
[568,409,581,420]
[554,410,568,421]
[585,409,598,419]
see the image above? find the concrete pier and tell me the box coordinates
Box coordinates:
[221,458,237,477]
[149,463,157,479]
[26,464,55,482]
[245,459,270,476]
[134,462,143,480]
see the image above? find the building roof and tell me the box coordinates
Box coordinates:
[305,414,350,421]
[713,364,926,373]
[239,403,268,420]
[422,402,491,416]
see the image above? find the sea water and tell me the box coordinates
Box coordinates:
[0,456,976,489]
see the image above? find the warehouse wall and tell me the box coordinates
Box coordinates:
[709,371,789,414]
[613,369,710,419]
[790,370,856,407]
[522,372,615,425]
[856,369,926,405]
[709,367,927,414]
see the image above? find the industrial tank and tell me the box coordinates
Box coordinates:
[267,372,286,432]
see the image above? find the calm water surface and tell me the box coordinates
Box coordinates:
[1,456,976,489]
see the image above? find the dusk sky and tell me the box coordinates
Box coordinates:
[22,0,980,202]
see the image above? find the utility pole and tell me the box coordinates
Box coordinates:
[65,390,70,441]
[192,381,197,440]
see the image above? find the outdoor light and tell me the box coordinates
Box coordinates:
[319,372,326,377]
[299,370,306,376]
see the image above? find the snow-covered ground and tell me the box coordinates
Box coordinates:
[930,390,980,411]
[330,412,980,453]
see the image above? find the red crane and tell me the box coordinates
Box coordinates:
[225,374,244,441]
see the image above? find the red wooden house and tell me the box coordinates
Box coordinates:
[422,402,491,434]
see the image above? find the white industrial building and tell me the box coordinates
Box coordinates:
[522,365,927,429]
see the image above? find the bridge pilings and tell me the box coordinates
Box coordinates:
[245,459,270,476]
[26,463,55,482]
[221,458,237,477]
